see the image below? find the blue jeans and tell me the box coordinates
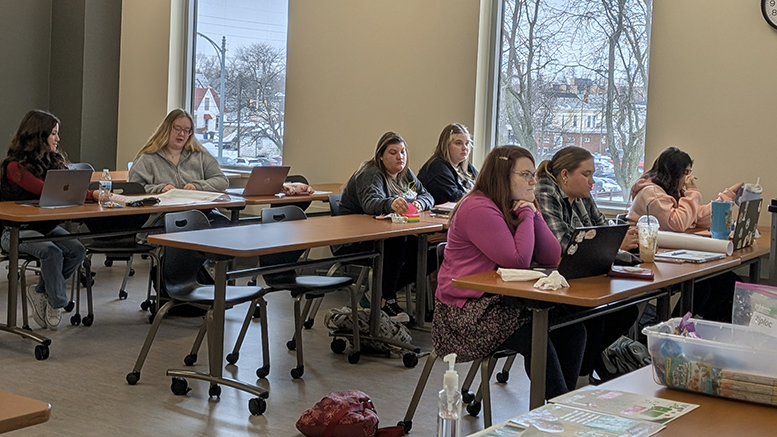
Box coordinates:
[1,226,86,309]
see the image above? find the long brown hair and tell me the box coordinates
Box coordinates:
[632,146,693,202]
[134,109,206,160]
[535,147,593,184]
[355,131,411,196]
[2,109,68,179]
[423,123,473,174]
[453,145,535,231]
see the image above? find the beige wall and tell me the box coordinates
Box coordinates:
[646,1,777,223]
[117,1,777,222]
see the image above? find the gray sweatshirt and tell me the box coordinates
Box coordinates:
[128,149,229,193]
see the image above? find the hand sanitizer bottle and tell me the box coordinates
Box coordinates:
[437,353,461,437]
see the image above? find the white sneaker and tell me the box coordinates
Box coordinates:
[26,285,47,329]
[45,303,62,331]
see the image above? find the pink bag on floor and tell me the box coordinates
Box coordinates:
[296,391,404,437]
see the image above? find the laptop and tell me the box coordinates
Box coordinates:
[19,169,93,208]
[555,224,629,280]
[732,198,762,250]
[226,166,290,196]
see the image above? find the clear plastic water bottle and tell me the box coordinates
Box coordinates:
[437,353,461,437]
[98,169,112,206]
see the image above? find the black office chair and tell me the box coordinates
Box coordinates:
[270,174,312,211]
[296,194,372,330]
[69,182,159,326]
[235,205,360,378]
[399,242,517,432]
[126,210,268,389]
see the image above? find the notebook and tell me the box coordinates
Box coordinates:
[654,249,726,263]
[732,198,762,250]
[18,169,93,208]
[225,166,290,196]
[556,224,629,280]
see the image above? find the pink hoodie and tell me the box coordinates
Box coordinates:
[626,177,736,232]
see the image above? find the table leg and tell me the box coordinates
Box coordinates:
[655,288,672,321]
[529,307,549,410]
[413,234,428,329]
[749,258,761,283]
[369,240,384,338]
[679,281,694,316]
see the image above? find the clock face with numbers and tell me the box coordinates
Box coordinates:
[763,0,777,29]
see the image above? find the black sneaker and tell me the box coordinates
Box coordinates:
[382,299,410,323]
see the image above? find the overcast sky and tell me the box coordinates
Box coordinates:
[196,0,288,60]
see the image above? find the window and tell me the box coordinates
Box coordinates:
[495,0,652,202]
[189,0,289,167]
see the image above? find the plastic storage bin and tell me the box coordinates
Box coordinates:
[643,318,777,406]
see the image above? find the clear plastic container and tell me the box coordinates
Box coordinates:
[643,318,777,405]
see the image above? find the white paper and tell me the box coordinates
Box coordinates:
[656,231,733,255]
[151,189,228,205]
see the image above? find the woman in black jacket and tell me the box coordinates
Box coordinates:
[417,123,478,205]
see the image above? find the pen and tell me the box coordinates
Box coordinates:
[670,250,686,255]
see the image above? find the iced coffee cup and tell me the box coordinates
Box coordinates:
[637,215,660,263]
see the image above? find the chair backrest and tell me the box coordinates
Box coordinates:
[162,210,211,297]
[87,181,146,195]
[328,193,342,216]
[259,205,307,285]
[280,174,311,211]
[68,162,96,171]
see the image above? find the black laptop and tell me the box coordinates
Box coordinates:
[732,198,762,250]
[556,224,629,280]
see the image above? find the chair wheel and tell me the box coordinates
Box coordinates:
[496,370,509,383]
[398,420,412,434]
[71,314,81,326]
[330,338,346,354]
[148,313,155,323]
[290,365,304,379]
[82,315,94,326]
[462,390,475,404]
[80,271,95,287]
[118,289,128,300]
[34,344,49,360]
[256,364,270,379]
[140,300,150,311]
[226,352,238,364]
[184,354,197,366]
[348,352,361,364]
[466,400,481,416]
[170,377,191,395]
[104,260,113,267]
[248,397,266,415]
[208,384,221,398]
[286,338,296,351]
[63,301,75,313]
[126,372,140,385]
[403,352,419,368]
[303,318,314,329]
[128,268,135,277]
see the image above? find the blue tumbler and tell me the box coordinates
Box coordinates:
[710,200,733,240]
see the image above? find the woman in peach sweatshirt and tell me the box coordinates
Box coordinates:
[626,147,742,230]
[626,146,743,322]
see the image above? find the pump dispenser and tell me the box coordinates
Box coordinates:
[437,353,461,437]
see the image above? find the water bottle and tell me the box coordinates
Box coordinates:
[437,353,461,437]
[98,169,112,206]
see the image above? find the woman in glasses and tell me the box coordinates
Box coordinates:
[627,146,743,323]
[433,145,584,399]
[417,123,478,205]
[535,147,638,384]
[128,109,228,194]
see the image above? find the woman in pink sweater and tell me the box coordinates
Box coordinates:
[432,146,586,399]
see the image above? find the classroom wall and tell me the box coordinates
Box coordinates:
[646,1,777,221]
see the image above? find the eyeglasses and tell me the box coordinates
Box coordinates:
[172,125,192,136]
[512,170,536,182]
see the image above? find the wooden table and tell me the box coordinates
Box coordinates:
[148,214,442,414]
[469,366,777,436]
[452,229,770,409]
[0,391,50,433]
[91,170,242,183]
[240,182,343,206]
[0,197,246,359]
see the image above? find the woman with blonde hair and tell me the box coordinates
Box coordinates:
[418,123,478,205]
[128,109,228,194]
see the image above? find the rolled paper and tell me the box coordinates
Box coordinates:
[657,231,733,256]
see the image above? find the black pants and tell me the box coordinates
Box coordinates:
[498,319,587,399]
[333,236,436,301]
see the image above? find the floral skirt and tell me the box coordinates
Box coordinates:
[431,295,530,362]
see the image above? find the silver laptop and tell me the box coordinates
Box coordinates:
[226,166,290,196]
[34,169,93,208]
